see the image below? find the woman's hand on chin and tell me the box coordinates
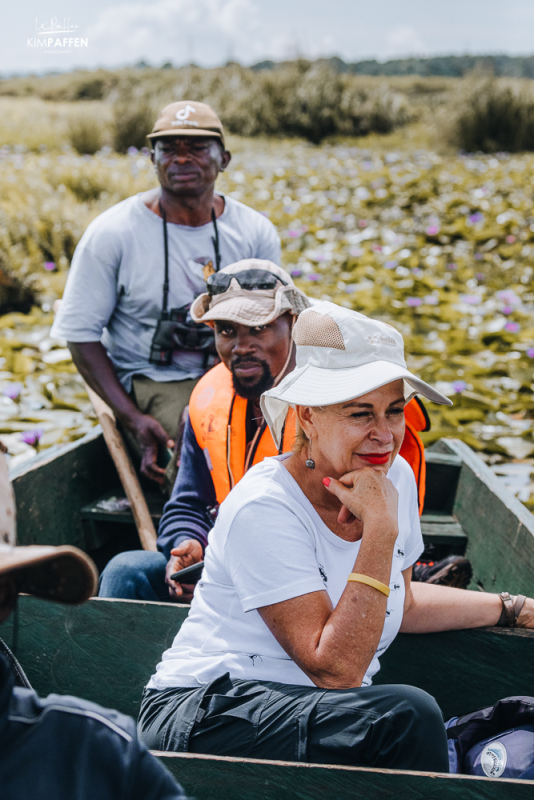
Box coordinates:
[323,468,399,534]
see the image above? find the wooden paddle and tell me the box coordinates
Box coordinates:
[83,382,158,551]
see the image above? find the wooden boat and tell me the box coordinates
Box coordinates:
[9,425,534,595]
[5,431,534,797]
[3,593,534,799]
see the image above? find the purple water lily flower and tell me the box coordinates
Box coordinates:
[426,225,439,236]
[447,263,457,270]
[460,295,481,305]
[20,428,43,447]
[290,268,302,278]
[287,230,300,238]
[452,380,467,393]
[307,274,322,282]
[384,260,397,269]
[44,262,56,271]
[527,347,534,358]
[497,290,520,306]
[504,322,520,333]
[406,297,422,307]
[506,235,516,244]
[468,212,484,225]
[3,383,22,400]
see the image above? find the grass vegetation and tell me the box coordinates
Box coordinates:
[0,65,532,503]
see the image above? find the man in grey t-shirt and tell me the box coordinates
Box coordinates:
[52,100,280,485]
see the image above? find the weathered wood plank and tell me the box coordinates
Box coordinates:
[424,451,462,513]
[433,439,534,596]
[10,427,120,550]
[4,597,534,799]
[157,751,534,800]
[3,596,533,721]
[3,596,188,717]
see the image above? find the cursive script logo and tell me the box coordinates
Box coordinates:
[28,16,88,52]
[35,17,79,34]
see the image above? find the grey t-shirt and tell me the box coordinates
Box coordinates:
[51,194,281,392]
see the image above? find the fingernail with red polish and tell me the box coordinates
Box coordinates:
[322,477,331,487]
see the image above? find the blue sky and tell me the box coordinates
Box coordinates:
[3,0,534,75]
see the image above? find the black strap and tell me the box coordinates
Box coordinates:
[159,200,221,315]
[211,207,221,272]
[159,201,170,316]
[278,417,287,455]
[0,635,32,689]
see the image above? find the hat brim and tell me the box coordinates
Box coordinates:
[0,545,98,605]
[147,129,224,144]
[191,291,283,327]
[261,360,452,448]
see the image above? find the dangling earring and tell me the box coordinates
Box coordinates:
[305,438,315,470]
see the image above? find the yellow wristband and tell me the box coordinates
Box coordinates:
[347,573,390,597]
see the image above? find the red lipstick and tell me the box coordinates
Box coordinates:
[358,453,391,465]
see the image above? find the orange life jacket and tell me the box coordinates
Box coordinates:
[400,398,428,516]
[189,363,428,513]
[189,363,295,505]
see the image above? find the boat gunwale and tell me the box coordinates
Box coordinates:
[152,748,534,786]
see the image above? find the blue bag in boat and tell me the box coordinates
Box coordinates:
[446,696,534,779]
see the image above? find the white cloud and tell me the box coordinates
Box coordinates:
[85,0,260,66]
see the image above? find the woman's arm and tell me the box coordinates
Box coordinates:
[258,469,399,690]
[401,570,534,632]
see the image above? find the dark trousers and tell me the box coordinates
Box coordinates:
[138,673,449,773]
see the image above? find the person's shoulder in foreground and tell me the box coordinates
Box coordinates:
[222,195,281,260]
[1,653,185,800]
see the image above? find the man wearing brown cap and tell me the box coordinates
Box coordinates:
[99,260,310,602]
[0,452,187,799]
[52,101,280,485]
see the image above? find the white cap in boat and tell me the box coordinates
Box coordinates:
[260,300,452,448]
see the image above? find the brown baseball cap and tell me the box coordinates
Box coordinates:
[148,101,225,146]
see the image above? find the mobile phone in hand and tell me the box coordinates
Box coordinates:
[170,561,204,584]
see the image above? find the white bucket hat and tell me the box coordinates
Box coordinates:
[261,300,452,448]
[190,259,310,327]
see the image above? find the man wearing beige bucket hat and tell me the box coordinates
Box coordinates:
[0,451,188,799]
[99,259,310,603]
[52,100,280,486]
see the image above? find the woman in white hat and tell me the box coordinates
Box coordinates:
[139,301,534,771]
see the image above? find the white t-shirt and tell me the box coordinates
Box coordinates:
[148,454,424,691]
[51,194,281,392]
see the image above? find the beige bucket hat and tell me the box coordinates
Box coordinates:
[0,452,97,605]
[147,101,225,146]
[261,301,452,448]
[191,259,310,327]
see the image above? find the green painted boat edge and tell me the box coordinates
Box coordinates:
[2,595,533,718]
[3,596,534,798]
[155,749,534,800]
[432,438,534,595]
[432,438,534,532]
[8,425,104,481]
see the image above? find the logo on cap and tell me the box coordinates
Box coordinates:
[366,333,396,347]
[176,105,197,121]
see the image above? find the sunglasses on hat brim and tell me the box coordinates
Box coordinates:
[206,269,288,296]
